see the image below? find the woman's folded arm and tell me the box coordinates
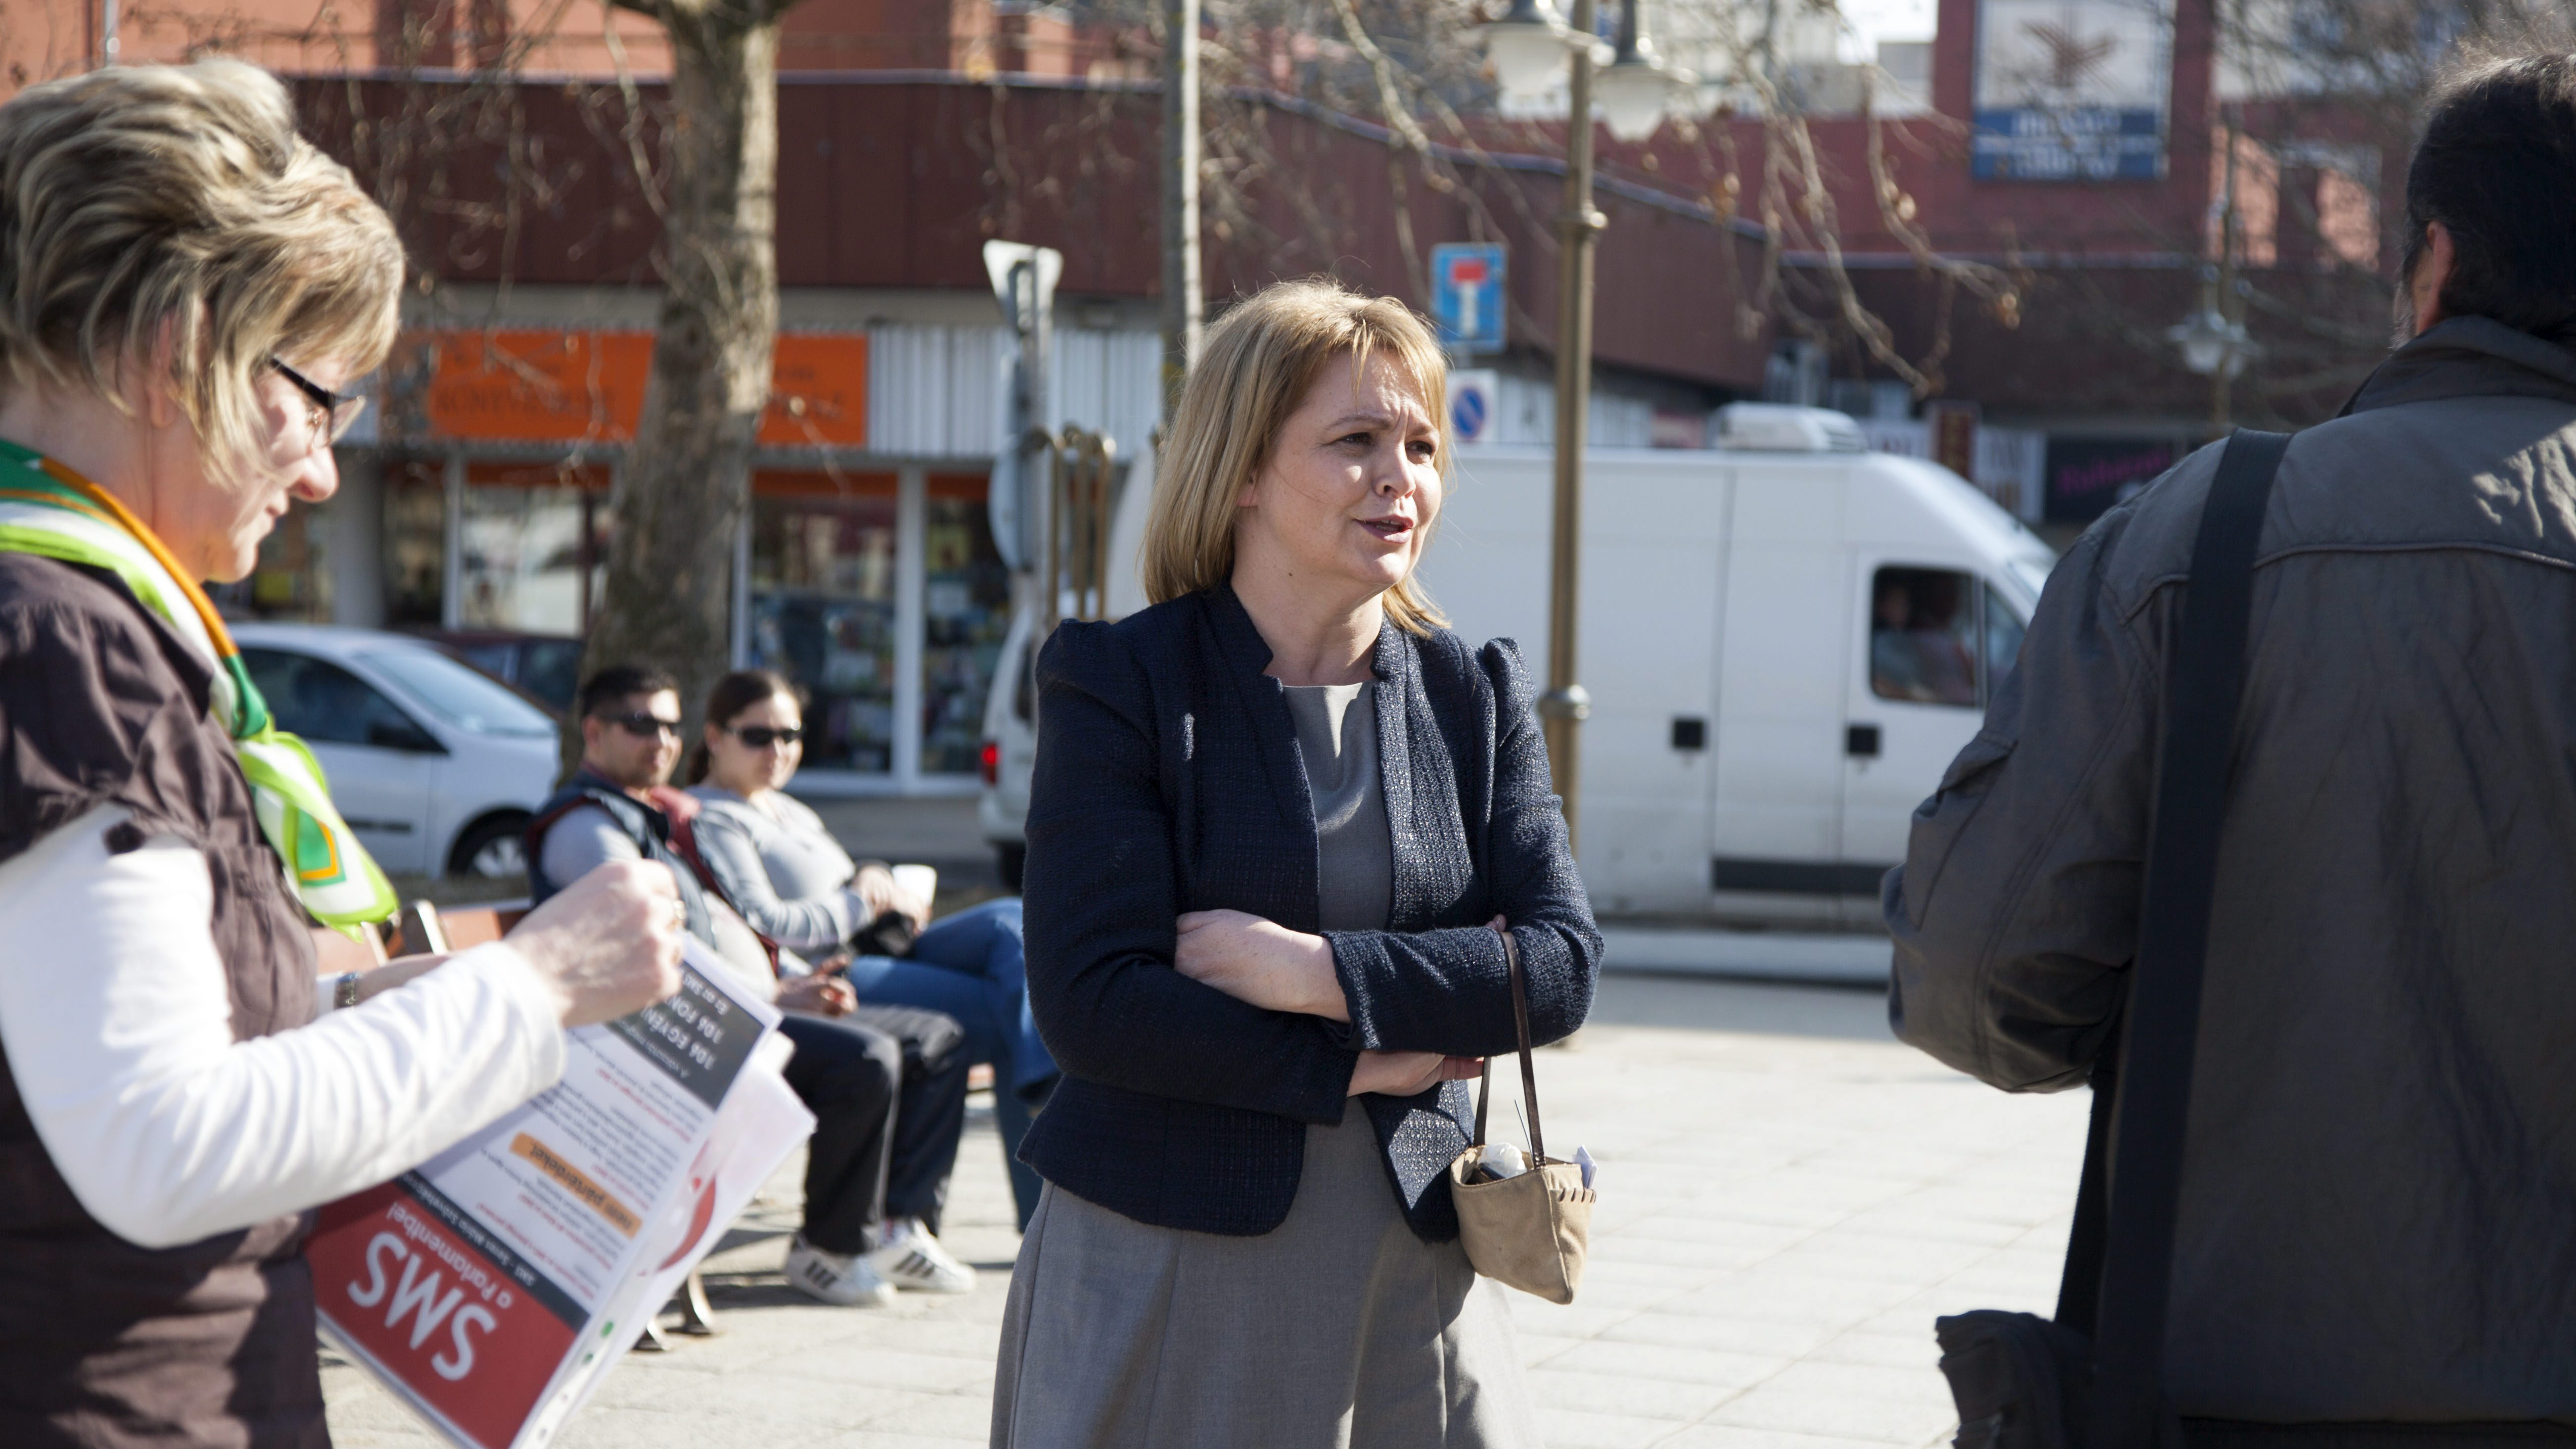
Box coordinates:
[0,805,568,1249]
[1325,638,1603,1055]
[1023,624,1358,1124]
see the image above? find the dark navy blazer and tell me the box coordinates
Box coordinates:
[1016,585,1603,1241]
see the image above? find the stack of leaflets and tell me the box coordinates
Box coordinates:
[308,940,814,1449]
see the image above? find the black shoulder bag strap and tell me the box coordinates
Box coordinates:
[2055,429,2292,1449]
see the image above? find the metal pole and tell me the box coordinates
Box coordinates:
[1090,436,1118,619]
[100,0,119,63]
[2213,107,2238,434]
[1543,0,1606,854]
[1160,0,1203,421]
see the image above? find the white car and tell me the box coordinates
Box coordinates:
[231,623,562,879]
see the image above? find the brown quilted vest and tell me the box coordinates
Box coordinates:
[0,554,325,1449]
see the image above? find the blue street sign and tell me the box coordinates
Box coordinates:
[1430,243,1507,356]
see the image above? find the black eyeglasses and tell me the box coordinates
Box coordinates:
[602,711,682,740]
[731,725,804,748]
[271,357,368,450]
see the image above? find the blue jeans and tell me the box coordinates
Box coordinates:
[842,898,1054,1227]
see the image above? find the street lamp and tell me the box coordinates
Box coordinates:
[1475,0,1682,854]
[2166,286,2254,381]
[1471,0,1587,101]
[1595,4,1695,141]
[2170,109,2259,430]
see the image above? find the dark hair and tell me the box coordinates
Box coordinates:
[577,663,678,721]
[683,668,801,786]
[2403,51,2576,344]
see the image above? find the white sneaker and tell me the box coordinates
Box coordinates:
[784,1235,896,1307]
[867,1219,977,1294]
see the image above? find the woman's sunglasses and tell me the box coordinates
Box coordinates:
[271,357,368,451]
[730,725,804,748]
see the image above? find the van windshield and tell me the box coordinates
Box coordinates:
[2006,553,2055,605]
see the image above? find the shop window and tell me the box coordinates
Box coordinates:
[458,462,608,636]
[921,474,1011,776]
[382,460,446,630]
[212,502,329,622]
[749,472,900,775]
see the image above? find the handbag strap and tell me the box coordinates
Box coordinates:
[1470,925,1544,1161]
[2083,428,2292,1449]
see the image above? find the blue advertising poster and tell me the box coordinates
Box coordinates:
[1429,243,1507,355]
[1972,0,2171,182]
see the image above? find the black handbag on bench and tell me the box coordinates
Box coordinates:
[1932,429,2292,1449]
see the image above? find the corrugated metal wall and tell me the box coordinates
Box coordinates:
[862,324,1004,458]
[862,324,1161,462]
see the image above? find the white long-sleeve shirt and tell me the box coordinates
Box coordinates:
[0,804,567,1249]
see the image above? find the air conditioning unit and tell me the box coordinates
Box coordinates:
[1712,403,1867,454]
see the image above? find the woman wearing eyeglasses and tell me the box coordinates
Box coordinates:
[685,669,1059,1227]
[0,61,683,1447]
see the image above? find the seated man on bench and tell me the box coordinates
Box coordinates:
[526,664,977,1307]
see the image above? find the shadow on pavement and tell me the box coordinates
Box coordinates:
[1582,971,1897,1043]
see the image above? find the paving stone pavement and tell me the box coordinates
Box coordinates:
[321,972,2089,1449]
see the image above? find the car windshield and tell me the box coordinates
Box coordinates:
[360,648,557,738]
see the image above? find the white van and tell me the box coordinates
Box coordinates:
[1417,405,2056,928]
[979,406,2056,928]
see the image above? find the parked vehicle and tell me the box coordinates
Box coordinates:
[429,629,584,715]
[233,624,563,879]
[977,406,2056,929]
[1416,405,2056,928]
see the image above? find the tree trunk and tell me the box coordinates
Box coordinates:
[572,5,781,770]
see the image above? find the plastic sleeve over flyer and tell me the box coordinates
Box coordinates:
[309,941,813,1449]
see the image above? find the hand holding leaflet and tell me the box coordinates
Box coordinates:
[308,939,812,1449]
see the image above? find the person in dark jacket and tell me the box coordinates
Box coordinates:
[1888,51,2576,1430]
[989,279,1602,1449]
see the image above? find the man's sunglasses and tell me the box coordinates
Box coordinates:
[730,725,804,748]
[271,357,368,450]
[602,711,682,740]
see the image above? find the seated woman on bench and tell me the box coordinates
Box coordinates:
[684,669,1058,1229]
[528,665,979,1306]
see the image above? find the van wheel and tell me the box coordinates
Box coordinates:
[450,812,532,879]
[997,842,1026,893]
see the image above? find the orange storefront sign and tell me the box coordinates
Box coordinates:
[418,329,869,447]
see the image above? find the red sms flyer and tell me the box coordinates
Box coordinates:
[310,1177,584,1449]
[311,942,808,1449]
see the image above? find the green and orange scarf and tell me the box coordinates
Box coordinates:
[0,439,396,937]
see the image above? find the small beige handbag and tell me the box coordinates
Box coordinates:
[1446,926,1595,1305]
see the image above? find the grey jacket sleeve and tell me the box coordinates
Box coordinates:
[690,805,861,956]
[1884,516,2166,1093]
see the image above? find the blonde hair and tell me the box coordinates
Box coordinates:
[0,60,403,482]
[1140,277,1451,634]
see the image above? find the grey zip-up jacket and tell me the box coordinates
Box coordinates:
[1889,317,2576,1425]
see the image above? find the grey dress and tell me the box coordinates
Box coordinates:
[991,682,1539,1449]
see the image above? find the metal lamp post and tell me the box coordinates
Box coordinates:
[2169,111,2257,429]
[1473,0,1680,853]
